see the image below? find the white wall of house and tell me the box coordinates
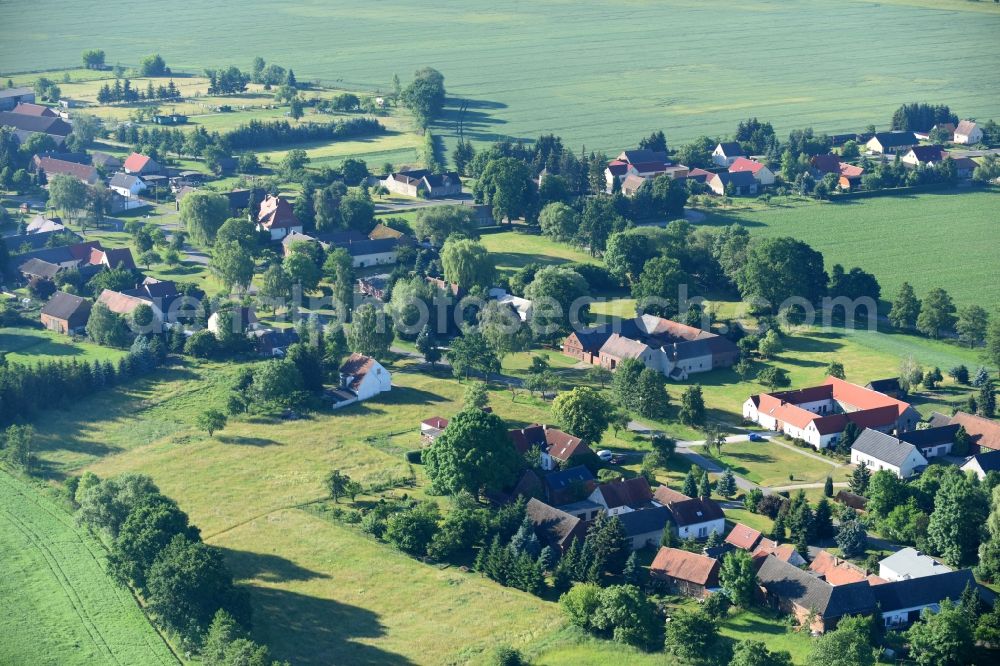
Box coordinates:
[628,528,665,551]
[881,604,938,628]
[351,251,397,268]
[712,146,736,167]
[920,443,952,459]
[676,518,725,540]
[850,448,926,478]
[354,363,392,401]
[954,126,983,145]
[753,166,776,186]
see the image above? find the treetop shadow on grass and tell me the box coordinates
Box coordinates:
[221,547,330,584]
[215,434,281,447]
[242,585,416,666]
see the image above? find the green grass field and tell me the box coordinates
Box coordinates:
[0,470,178,666]
[704,190,1000,311]
[700,440,849,487]
[0,327,126,365]
[480,230,598,276]
[3,0,996,154]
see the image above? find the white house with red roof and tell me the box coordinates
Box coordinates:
[712,142,746,167]
[331,353,391,408]
[257,194,304,240]
[728,157,775,186]
[743,376,920,449]
[122,152,162,176]
[604,149,689,191]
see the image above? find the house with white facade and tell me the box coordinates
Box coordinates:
[257,195,303,240]
[953,120,983,145]
[962,450,1000,480]
[109,173,147,200]
[330,353,391,408]
[712,142,746,167]
[652,486,725,540]
[487,287,533,322]
[743,376,920,450]
[850,429,928,478]
[873,570,976,629]
[728,157,775,186]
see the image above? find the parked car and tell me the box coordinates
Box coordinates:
[597,450,613,462]
[748,433,766,442]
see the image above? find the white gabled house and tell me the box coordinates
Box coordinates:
[330,353,392,408]
[953,120,983,145]
[850,429,927,479]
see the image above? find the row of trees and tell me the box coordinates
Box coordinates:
[889,281,1000,356]
[96,78,180,104]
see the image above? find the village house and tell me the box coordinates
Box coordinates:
[879,548,952,582]
[712,142,746,167]
[39,291,92,334]
[207,307,258,336]
[257,195,304,240]
[13,102,57,117]
[724,523,763,552]
[0,86,35,111]
[487,287,533,322]
[381,169,463,198]
[929,410,1000,452]
[650,547,721,598]
[900,145,946,167]
[25,214,65,234]
[728,157,775,186]
[122,152,162,176]
[620,173,647,196]
[334,238,398,268]
[618,507,673,550]
[953,120,983,145]
[743,376,920,450]
[652,486,725,540]
[707,170,758,196]
[329,353,392,408]
[874,570,976,629]
[752,538,807,567]
[865,131,918,155]
[0,111,71,145]
[755,555,877,633]
[809,154,865,190]
[897,424,958,460]
[587,476,653,515]
[98,288,163,321]
[525,498,586,553]
[15,241,135,285]
[563,314,738,380]
[850,428,928,479]
[507,424,596,471]
[962,450,1000,480]
[809,550,880,586]
[420,416,449,443]
[248,328,299,357]
[32,155,99,185]
[604,149,689,191]
[109,173,147,200]
[543,466,597,506]
[358,274,391,301]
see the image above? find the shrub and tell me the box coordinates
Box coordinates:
[404,449,423,464]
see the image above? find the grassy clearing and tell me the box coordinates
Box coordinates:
[700,440,849,487]
[0,470,178,666]
[0,327,126,365]
[479,231,598,276]
[703,190,1000,311]
[3,1,996,154]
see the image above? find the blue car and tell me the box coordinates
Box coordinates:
[748,433,765,442]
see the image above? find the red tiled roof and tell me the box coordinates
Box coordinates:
[35,156,98,184]
[752,539,802,564]
[545,427,591,461]
[810,154,841,174]
[595,476,652,508]
[14,102,57,117]
[258,195,302,230]
[948,411,1000,452]
[728,157,766,174]
[339,353,377,392]
[839,163,864,178]
[650,547,720,586]
[725,523,763,551]
[422,416,449,429]
[653,486,691,505]
[123,152,151,172]
[809,550,867,586]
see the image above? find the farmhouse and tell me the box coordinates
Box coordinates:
[755,555,876,633]
[707,170,758,196]
[32,156,99,185]
[618,507,673,550]
[897,424,958,459]
[652,486,725,540]
[543,466,597,505]
[109,173,147,199]
[25,214,65,234]
[728,157,775,186]
[850,428,927,479]
[712,142,746,167]
[873,570,976,629]
[122,152,162,176]
[724,523,763,552]
[0,86,35,111]
[930,410,1000,452]
[620,173,647,196]
[865,131,917,154]
[40,291,92,334]
[381,169,462,198]
[587,476,653,515]
[15,241,135,283]
[742,376,920,450]
[248,328,299,357]
[507,424,595,471]
[901,145,947,167]
[562,314,738,380]
[650,547,721,598]
[752,538,806,567]
[98,288,162,320]
[0,111,72,145]
[604,149,689,190]
[329,353,392,408]
[962,450,1000,480]
[525,498,586,553]
[878,548,952,582]
[257,195,303,240]
[809,550,875,586]
[334,238,398,268]
[953,120,983,145]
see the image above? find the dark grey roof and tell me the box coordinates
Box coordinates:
[617,506,672,536]
[757,555,876,619]
[872,570,975,613]
[716,142,746,157]
[334,237,397,257]
[851,428,921,467]
[526,498,582,548]
[667,497,725,527]
[966,450,1000,473]
[109,173,142,189]
[899,425,959,449]
[40,291,91,320]
[872,131,917,148]
[18,257,62,279]
[90,151,122,168]
[315,229,367,245]
[620,149,669,164]
[543,466,595,492]
[715,170,757,187]
[0,111,72,136]
[866,378,901,394]
[0,87,33,100]
[4,229,83,255]
[927,411,953,429]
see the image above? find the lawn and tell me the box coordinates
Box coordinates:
[699,440,849,487]
[2,0,996,156]
[702,190,1000,311]
[479,230,598,276]
[0,327,126,365]
[0,470,179,666]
